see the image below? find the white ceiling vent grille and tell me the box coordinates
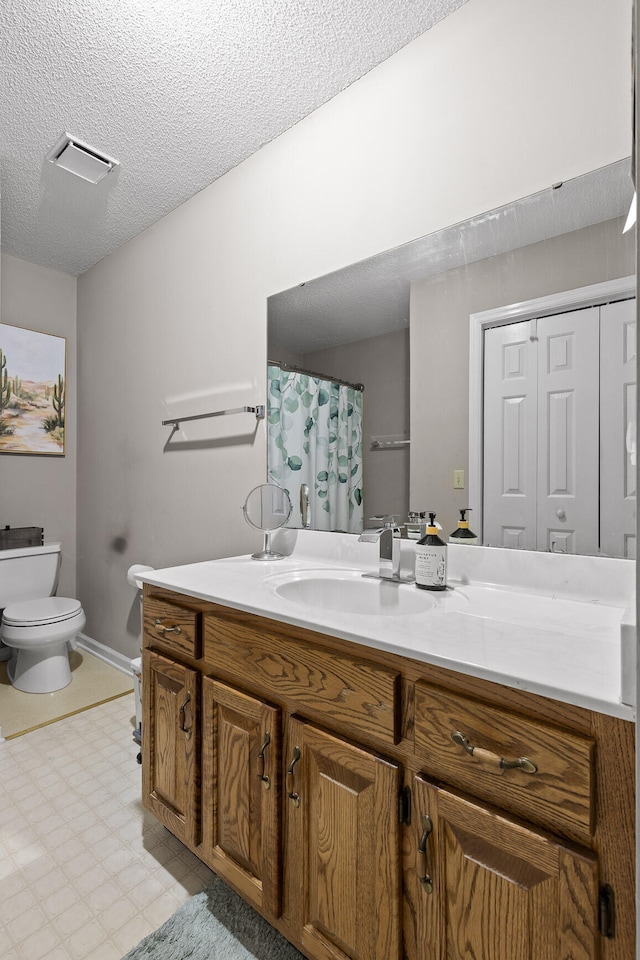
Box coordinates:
[46,133,119,184]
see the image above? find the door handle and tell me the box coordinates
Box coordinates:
[417,815,434,894]
[179,692,192,739]
[451,730,537,774]
[257,731,271,789]
[155,618,182,636]
[287,746,301,807]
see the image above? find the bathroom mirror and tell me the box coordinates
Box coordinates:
[267,159,636,556]
[243,483,292,560]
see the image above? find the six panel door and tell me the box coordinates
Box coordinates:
[600,297,637,558]
[483,300,636,556]
[536,308,599,555]
[483,319,538,550]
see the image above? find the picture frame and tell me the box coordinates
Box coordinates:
[0,323,67,456]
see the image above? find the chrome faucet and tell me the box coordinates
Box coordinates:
[358,517,414,583]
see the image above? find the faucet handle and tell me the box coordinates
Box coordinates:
[369,515,399,528]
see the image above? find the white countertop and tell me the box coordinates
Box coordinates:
[138,530,636,722]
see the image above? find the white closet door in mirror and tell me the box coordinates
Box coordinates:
[600,299,637,559]
[535,308,599,556]
[483,322,538,550]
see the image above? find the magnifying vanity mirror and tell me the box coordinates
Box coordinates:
[267,159,636,558]
[243,483,293,560]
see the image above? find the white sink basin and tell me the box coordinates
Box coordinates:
[271,570,435,616]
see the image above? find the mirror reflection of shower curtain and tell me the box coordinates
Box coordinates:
[267,365,363,533]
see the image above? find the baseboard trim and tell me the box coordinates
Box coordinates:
[77,633,135,676]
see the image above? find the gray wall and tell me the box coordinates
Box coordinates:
[305,328,409,524]
[409,217,635,537]
[1,253,77,598]
[74,0,630,658]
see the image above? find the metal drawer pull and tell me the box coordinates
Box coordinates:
[417,815,434,894]
[287,746,301,807]
[257,732,271,789]
[179,692,192,739]
[451,730,537,774]
[155,618,182,636]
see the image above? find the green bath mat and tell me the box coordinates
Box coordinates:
[122,874,304,960]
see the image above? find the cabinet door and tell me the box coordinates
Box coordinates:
[411,775,598,960]
[201,677,281,918]
[285,718,402,960]
[142,650,199,845]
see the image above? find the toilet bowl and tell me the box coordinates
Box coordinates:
[1,597,86,693]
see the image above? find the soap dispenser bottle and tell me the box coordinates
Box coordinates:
[449,508,478,545]
[415,512,447,590]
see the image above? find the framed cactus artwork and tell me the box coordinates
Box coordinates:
[0,323,67,456]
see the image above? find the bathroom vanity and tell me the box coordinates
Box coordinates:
[139,534,635,960]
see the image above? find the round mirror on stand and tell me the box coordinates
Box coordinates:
[242,483,293,560]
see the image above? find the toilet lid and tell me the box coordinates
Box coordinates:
[2,597,83,627]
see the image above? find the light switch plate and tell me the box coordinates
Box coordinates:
[453,469,465,489]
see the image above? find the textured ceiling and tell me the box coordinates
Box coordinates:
[269,160,633,353]
[0,0,467,277]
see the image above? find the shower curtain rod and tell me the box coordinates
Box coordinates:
[268,359,364,393]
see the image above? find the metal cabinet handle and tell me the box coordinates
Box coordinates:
[257,732,271,789]
[179,692,192,739]
[155,618,182,636]
[451,730,537,774]
[417,815,434,894]
[287,746,301,807]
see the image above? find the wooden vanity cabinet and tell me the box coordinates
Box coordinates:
[141,585,635,960]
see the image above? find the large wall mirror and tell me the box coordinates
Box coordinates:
[267,159,636,557]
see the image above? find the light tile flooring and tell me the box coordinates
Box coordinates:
[0,693,214,960]
[0,649,134,740]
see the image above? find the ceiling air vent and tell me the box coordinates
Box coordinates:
[45,133,119,184]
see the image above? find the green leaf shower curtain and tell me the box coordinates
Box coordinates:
[267,365,364,533]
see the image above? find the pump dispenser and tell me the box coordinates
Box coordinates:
[406,511,427,540]
[415,512,447,590]
[449,508,478,545]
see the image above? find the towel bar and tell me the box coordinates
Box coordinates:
[163,405,265,429]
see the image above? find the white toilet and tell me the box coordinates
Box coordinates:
[0,542,86,693]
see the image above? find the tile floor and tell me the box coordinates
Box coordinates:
[0,693,214,960]
[0,649,134,740]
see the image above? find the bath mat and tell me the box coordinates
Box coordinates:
[122,874,305,960]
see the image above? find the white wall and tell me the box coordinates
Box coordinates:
[305,329,410,524]
[76,0,632,657]
[1,253,77,598]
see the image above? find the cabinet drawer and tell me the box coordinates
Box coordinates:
[144,597,200,660]
[414,681,595,844]
[204,615,400,745]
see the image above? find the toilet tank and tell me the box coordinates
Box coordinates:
[0,542,61,609]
